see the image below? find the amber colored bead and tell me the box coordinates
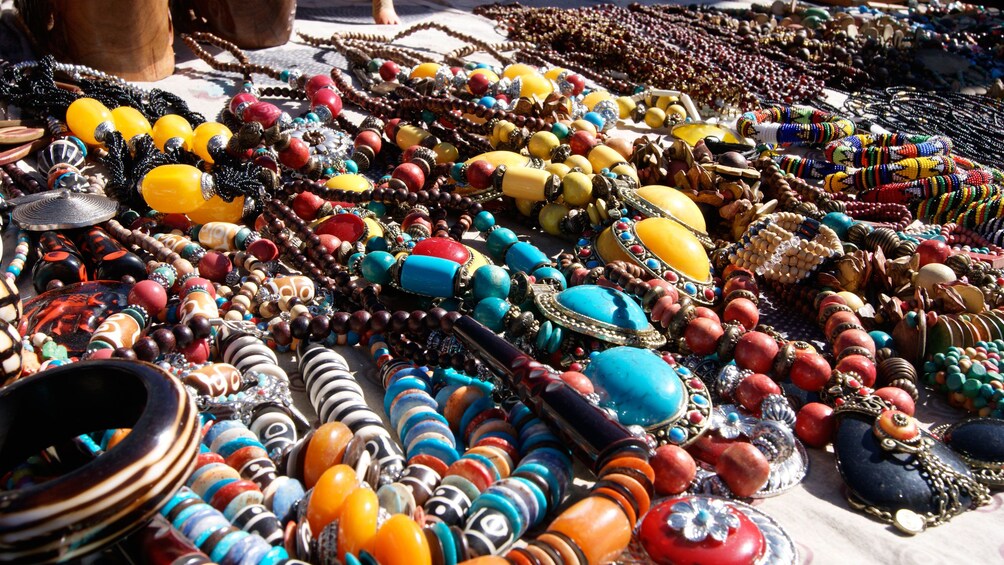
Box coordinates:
[372,514,431,565]
[337,487,380,560]
[307,465,358,536]
[604,472,651,518]
[304,422,354,489]
[593,486,636,527]
[600,457,655,485]
[548,496,632,565]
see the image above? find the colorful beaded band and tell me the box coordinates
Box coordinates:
[736,105,855,145]
[824,155,958,193]
[825,134,953,167]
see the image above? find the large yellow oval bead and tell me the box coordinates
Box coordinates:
[187,195,245,224]
[543,67,567,81]
[410,63,441,80]
[528,131,560,160]
[519,73,554,100]
[337,487,379,560]
[433,142,459,164]
[464,151,530,170]
[582,90,613,110]
[587,145,627,173]
[561,171,593,207]
[545,162,571,179]
[611,163,639,185]
[325,174,373,192]
[564,154,592,175]
[191,122,233,164]
[372,514,431,565]
[152,115,194,152]
[396,125,431,150]
[141,164,208,214]
[636,217,710,281]
[67,98,114,146]
[539,203,569,236]
[501,167,551,201]
[111,106,152,142]
[635,185,707,233]
[503,63,537,80]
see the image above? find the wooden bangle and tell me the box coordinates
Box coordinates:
[0,360,200,563]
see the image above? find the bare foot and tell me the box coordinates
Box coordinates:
[374,7,400,25]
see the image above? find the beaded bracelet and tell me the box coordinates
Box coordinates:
[825,133,953,167]
[736,105,855,145]
[824,155,958,194]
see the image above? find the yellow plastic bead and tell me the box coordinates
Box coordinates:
[615,96,637,119]
[644,107,667,129]
[539,203,569,236]
[561,171,593,207]
[66,98,114,146]
[655,95,678,110]
[667,104,688,121]
[612,163,639,185]
[545,162,571,178]
[396,125,431,150]
[337,487,379,560]
[110,106,151,142]
[187,195,245,224]
[515,198,535,217]
[503,64,537,80]
[564,154,593,175]
[587,145,626,173]
[528,131,560,160]
[410,63,441,79]
[543,67,567,81]
[519,73,554,100]
[494,121,518,147]
[582,90,612,110]
[191,122,233,164]
[433,142,459,164]
[325,174,373,192]
[307,465,358,536]
[464,151,530,170]
[372,515,431,565]
[570,120,597,135]
[152,115,194,152]
[140,164,208,214]
[635,185,708,232]
[501,167,551,201]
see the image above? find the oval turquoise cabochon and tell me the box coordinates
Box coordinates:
[555,285,649,331]
[584,346,686,427]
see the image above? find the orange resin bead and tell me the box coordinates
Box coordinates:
[372,514,431,565]
[547,496,632,565]
[304,421,354,488]
[337,487,379,560]
[306,465,358,536]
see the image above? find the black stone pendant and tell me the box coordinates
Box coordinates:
[940,417,1004,487]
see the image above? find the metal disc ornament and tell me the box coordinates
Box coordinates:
[12,190,118,230]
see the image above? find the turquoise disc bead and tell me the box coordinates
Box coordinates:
[555,286,649,330]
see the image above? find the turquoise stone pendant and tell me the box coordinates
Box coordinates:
[584,346,712,445]
[533,284,666,349]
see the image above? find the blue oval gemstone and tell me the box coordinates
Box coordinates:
[584,346,687,427]
[555,286,649,331]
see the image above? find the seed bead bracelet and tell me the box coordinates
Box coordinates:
[824,133,954,168]
[736,105,855,146]
[823,155,959,194]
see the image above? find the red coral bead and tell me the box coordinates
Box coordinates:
[916,239,950,267]
[467,72,491,96]
[197,251,233,283]
[292,191,325,221]
[466,160,495,190]
[305,75,335,99]
[566,74,585,96]
[242,101,282,129]
[789,352,831,392]
[354,130,383,153]
[833,328,876,357]
[378,61,400,82]
[568,130,597,156]
[835,354,877,388]
[310,88,343,119]
[229,92,258,116]
[795,402,835,448]
[128,280,167,315]
[723,298,759,331]
[734,373,781,413]
[683,317,724,356]
[874,387,915,416]
[392,162,426,192]
[733,331,778,374]
[279,137,311,170]
[651,445,696,495]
